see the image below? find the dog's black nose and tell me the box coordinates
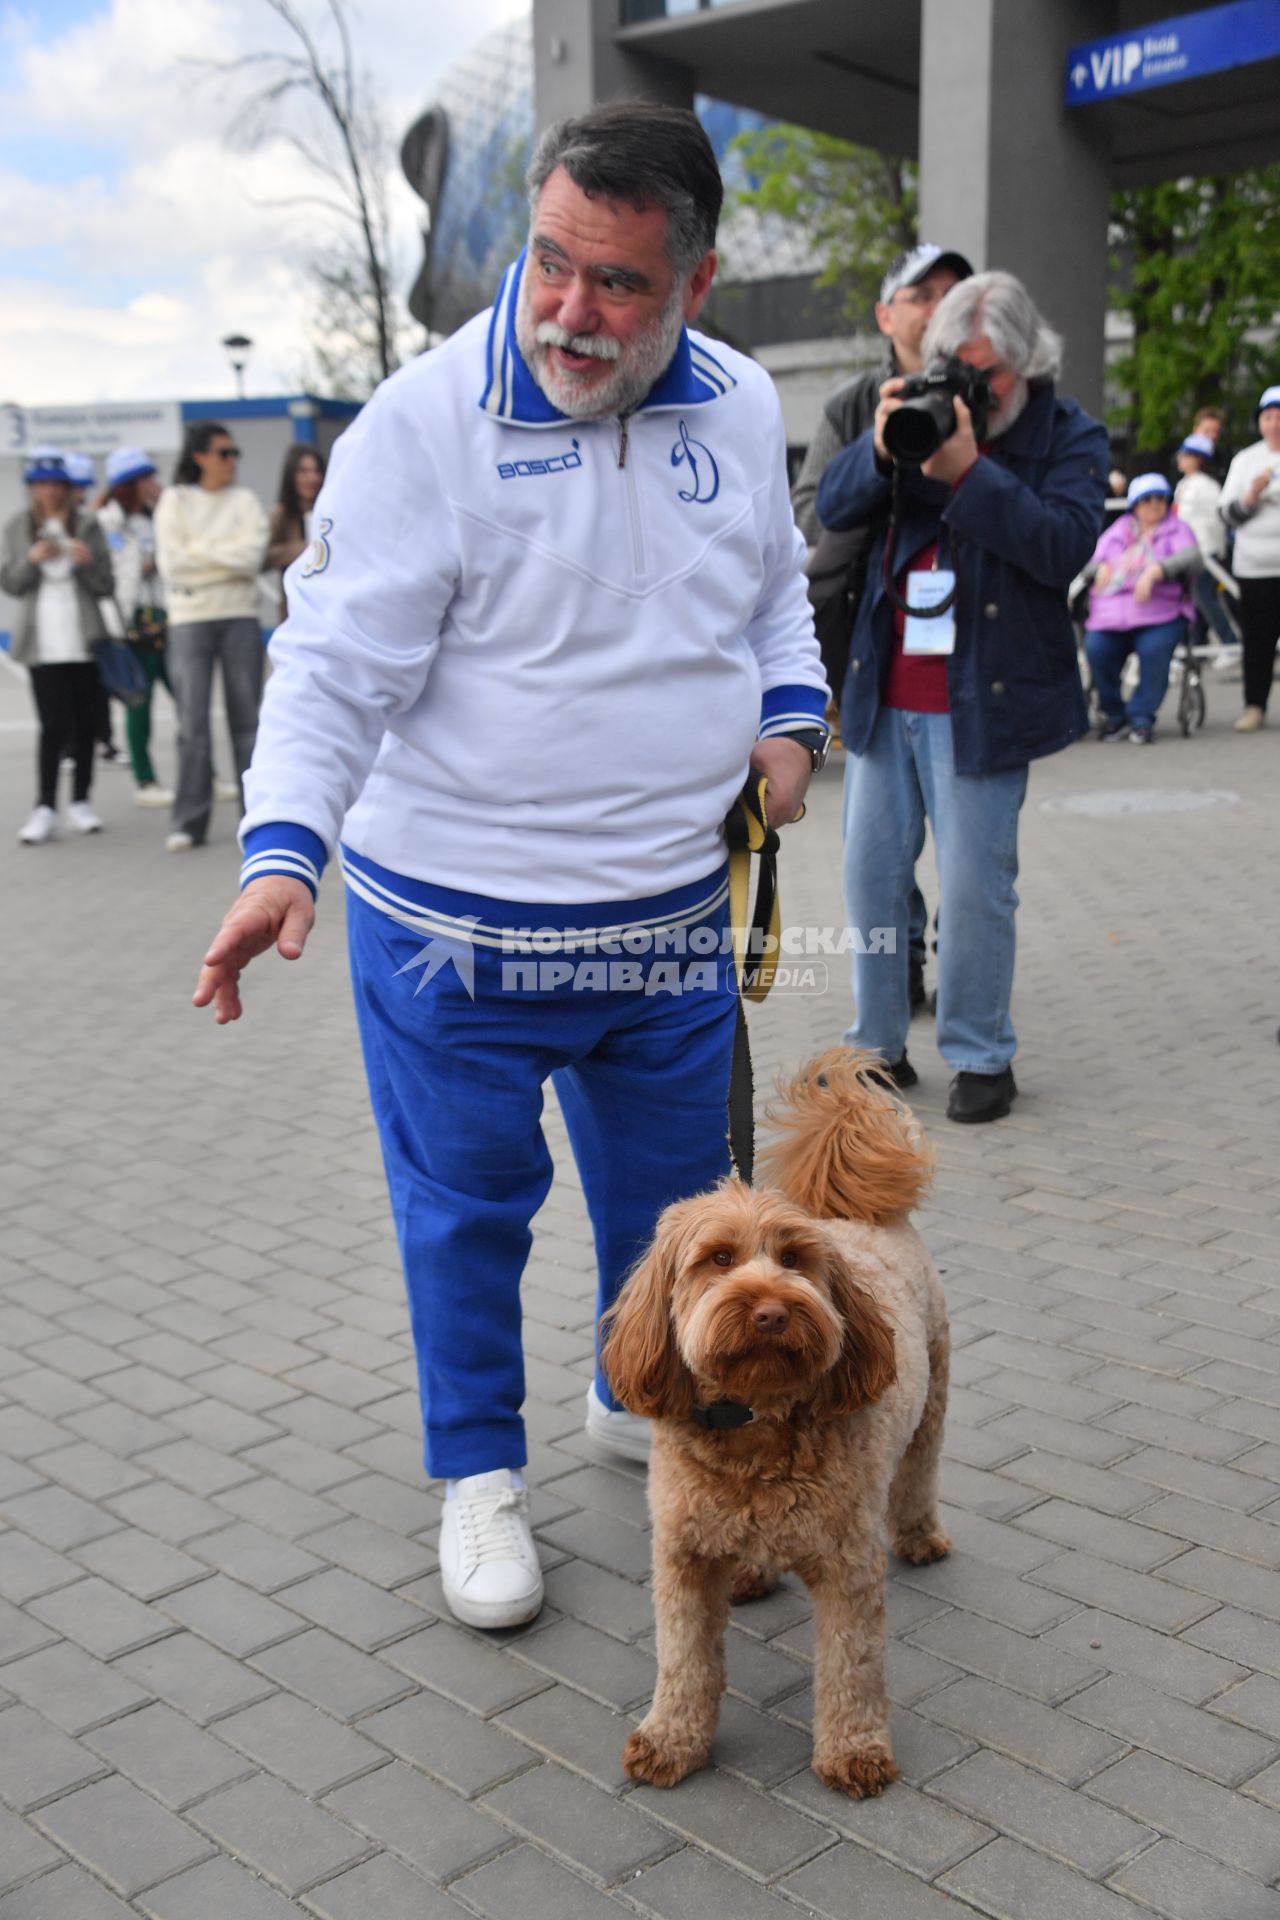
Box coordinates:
[752,1300,790,1335]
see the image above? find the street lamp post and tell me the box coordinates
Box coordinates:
[221,333,254,400]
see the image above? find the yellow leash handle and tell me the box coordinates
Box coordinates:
[726,770,782,1005]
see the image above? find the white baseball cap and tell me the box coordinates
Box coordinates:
[880,242,974,305]
[1126,472,1172,507]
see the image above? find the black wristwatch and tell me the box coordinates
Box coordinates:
[784,728,831,773]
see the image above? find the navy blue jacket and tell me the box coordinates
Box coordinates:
[815,384,1108,775]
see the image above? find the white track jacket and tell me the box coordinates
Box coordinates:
[241,252,827,911]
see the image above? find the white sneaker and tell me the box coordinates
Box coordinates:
[18,805,58,845]
[585,1382,651,1462]
[135,784,174,808]
[165,831,196,852]
[214,778,241,802]
[66,801,103,833]
[439,1470,543,1629]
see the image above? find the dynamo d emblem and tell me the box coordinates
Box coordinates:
[671,419,719,504]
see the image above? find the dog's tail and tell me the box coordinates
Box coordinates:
[757,1047,934,1227]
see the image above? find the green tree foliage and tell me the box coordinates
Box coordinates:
[732,124,1280,449]
[730,124,916,321]
[1109,169,1280,449]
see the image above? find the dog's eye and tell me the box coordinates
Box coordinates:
[779,1250,799,1268]
[711,1250,733,1267]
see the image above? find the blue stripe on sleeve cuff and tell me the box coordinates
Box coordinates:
[240,822,328,899]
[758,682,830,740]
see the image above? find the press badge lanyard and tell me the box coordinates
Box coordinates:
[902,533,957,657]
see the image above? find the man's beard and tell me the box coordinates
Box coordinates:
[516,272,687,420]
[987,377,1029,438]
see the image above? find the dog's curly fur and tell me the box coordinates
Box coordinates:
[601,1048,950,1799]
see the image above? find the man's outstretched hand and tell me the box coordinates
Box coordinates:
[193,876,316,1024]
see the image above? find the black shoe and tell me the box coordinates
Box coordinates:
[947,1066,1016,1123]
[1097,718,1128,741]
[1127,725,1153,745]
[884,1053,918,1091]
[908,955,927,1013]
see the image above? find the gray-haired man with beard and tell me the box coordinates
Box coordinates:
[192,102,828,1631]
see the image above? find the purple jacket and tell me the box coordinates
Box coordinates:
[1085,510,1201,631]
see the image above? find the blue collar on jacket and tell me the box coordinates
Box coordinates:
[479,249,736,429]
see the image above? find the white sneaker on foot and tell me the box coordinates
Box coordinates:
[18,805,58,845]
[585,1382,651,1462]
[214,778,241,802]
[66,801,102,833]
[439,1470,543,1629]
[1235,706,1266,732]
[165,831,196,852]
[135,784,175,808]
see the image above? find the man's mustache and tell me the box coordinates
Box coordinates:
[535,322,621,364]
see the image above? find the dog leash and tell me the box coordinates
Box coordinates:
[724,770,783,1186]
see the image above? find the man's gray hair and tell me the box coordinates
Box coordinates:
[923,270,1063,381]
[527,101,722,279]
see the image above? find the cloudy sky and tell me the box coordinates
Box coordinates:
[0,0,528,405]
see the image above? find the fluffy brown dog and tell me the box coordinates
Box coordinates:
[600,1048,950,1799]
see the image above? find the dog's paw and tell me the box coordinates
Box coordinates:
[893,1526,951,1565]
[813,1740,899,1799]
[730,1565,780,1603]
[624,1726,707,1788]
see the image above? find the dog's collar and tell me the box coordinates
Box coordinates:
[690,1399,756,1430]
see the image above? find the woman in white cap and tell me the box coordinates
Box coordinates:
[153,421,268,850]
[98,447,173,805]
[0,448,116,841]
[1220,385,1280,731]
[1082,473,1203,744]
[1174,432,1234,654]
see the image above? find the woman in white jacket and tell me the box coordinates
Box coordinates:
[1220,385,1280,732]
[98,447,172,807]
[154,422,268,849]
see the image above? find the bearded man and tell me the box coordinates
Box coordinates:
[192,103,828,1630]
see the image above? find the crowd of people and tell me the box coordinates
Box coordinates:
[1,431,325,848]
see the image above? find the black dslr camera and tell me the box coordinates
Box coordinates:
[882,357,994,466]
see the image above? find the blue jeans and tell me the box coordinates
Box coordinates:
[1084,620,1184,732]
[843,709,1027,1075]
[346,876,736,1480]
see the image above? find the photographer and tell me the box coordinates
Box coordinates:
[816,270,1107,1122]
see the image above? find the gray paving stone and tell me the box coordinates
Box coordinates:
[215,1477,342,1541]
[0,1488,122,1553]
[104,1483,228,1544]
[454,1843,626,1920]
[325,1759,509,1883]
[238,1436,366,1495]
[895,1552,1076,1633]
[886,1704,978,1786]
[293,1517,433,1588]
[1136,1494,1280,1567]
[1065,1670,1277,1786]
[496,1683,637,1792]
[1027,1551,1216,1632]
[359,1689,535,1798]
[1085,1750,1280,1879]
[929,1749,1155,1878]
[188,1774,371,1892]
[509,1617,655,1712]
[0,1806,63,1894]
[3,1644,148,1735]
[302,1851,467,1920]
[1108,1837,1280,1920]
[0,1864,134,1918]
[483,1760,678,1882]
[271,1567,423,1649]
[1209,1674,1280,1739]
[0,1597,56,1664]
[70,1530,205,1602]
[938,1837,1146,1920]
[539,1557,656,1642]
[117,1631,276,1724]
[631,1846,802,1920]
[708,1698,816,1790]
[134,1855,301,1920]
[183,1521,324,1592]
[215,1693,384,1795]
[908,1609,1102,1704]
[1161,1545,1280,1620]
[780,1769,991,1878]
[156,1572,304,1656]
[782,1837,972,1919]
[0,1704,107,1810]
[917,1675,1125,1786]
[27,1444,148,1503]
[1013,1499,1179,1572]
[249,1628,414,1720]
[31,1776,211,1897]
[26,1577,174,1659]
[1046,1606,1248,1704]
[723,1625,811,1707]
[84,1701,252,1809]
[1242,1756,1280,1809]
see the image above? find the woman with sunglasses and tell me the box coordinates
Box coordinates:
[154,422,268,851]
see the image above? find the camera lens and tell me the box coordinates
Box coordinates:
[884,392,955,465]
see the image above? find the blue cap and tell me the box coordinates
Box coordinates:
[64,452,96,489]
[23,445,71,486]
[105,446,157,487]
[1178,433,1215,458]
[1258,385,1280,416]
[1126,472,1172,507]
